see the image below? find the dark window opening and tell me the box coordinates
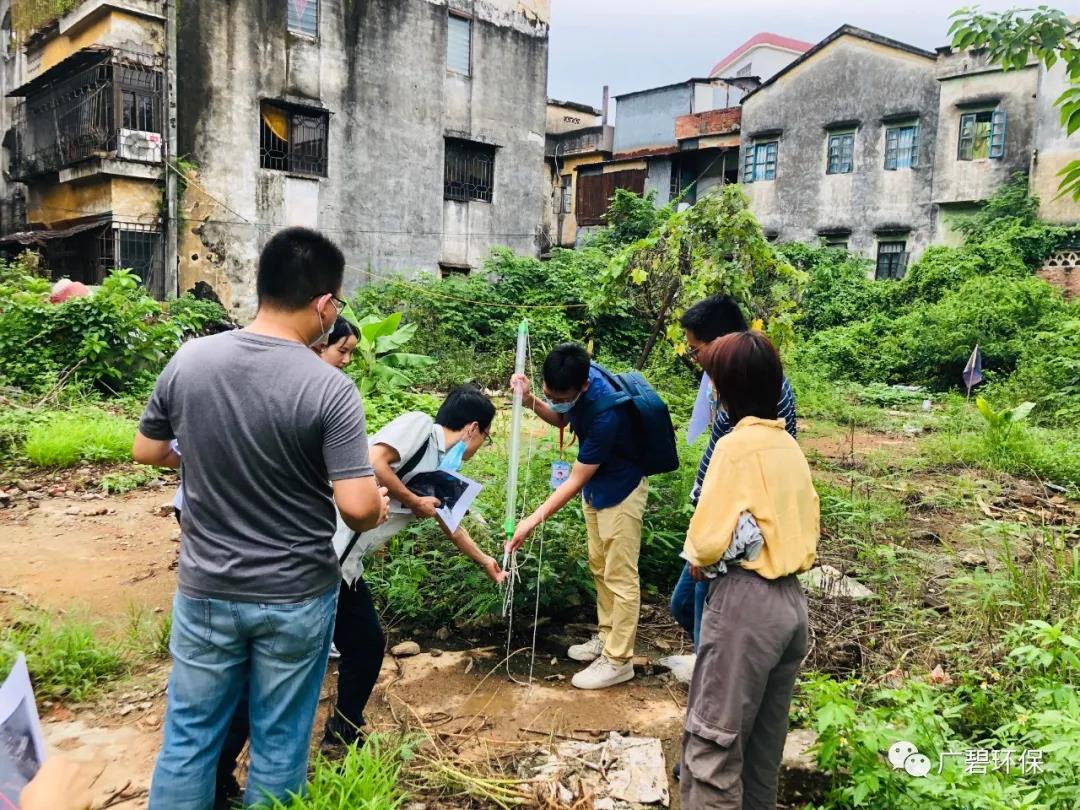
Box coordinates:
[37,222,163,299]
[444,138,495,203]
[827,132,854,174]
[259,101,328,177]
[439,262,471,278]
[875,241,907,280]
[559,174,572,214]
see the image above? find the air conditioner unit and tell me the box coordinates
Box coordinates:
[117,129,162,163]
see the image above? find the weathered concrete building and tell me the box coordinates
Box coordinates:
[542,96,611,249]
[178,0,549,313]
[740,24,1080,278]
[0,0,550,313]
[0,0,168,295]
[740,27,941,273]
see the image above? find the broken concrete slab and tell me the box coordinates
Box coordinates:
[530,731,669,808]
[799,565,875,599]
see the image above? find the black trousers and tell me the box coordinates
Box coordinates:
[332,576,386,729]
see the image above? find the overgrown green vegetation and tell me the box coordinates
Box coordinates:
[0,611,126,702]
[1,149,1079,809]
[22,409,136,467]
[262,736,413,809]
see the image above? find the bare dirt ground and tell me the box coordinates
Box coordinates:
[3,422,1074,808]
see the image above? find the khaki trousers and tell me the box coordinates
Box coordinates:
[582,478,648,664]
[680,567,808,809]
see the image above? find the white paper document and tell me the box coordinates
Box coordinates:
[406,470,482,534]
[687,372,713,444]
[1,654,47,806]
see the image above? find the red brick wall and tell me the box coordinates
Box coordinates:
[1039,250,1080,300]
[675,107,741,140]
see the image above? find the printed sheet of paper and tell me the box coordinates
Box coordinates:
[407,470,482,534]
[0,654,47,806]
[687,373,713,445]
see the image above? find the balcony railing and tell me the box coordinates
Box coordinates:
[9,50,163,181]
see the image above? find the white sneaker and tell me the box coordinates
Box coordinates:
[571,655,635,690]
[567,635,604,662]
[328,643,341,660]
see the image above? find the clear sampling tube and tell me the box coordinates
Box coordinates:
[502,320,528,568]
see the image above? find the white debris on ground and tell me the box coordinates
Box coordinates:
[657,654,695,685]
[799,565,876,599]
[529,732,669,808]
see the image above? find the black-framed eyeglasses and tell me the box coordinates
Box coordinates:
[687,344,703,360]
[481,428,494,446]
[329,295,347,316]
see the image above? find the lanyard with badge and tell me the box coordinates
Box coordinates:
[549,425,574,489]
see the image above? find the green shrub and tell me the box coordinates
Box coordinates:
[0,612,126,702]
[23,408,136,467]
[989,313,1080,428]
[803,619,1080,809]
[0,261,179,395]
[780,242,885,334]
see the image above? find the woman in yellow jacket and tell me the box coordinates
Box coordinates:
[679,330,819,810]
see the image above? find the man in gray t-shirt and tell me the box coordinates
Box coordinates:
[135,228,389,810]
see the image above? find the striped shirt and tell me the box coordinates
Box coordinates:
[690,377,797,505]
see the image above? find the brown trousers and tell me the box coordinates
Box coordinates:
[680,567,808,810]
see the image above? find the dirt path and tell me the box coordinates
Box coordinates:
[1,489,178,622]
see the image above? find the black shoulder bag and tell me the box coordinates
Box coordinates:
[338,438,432,565]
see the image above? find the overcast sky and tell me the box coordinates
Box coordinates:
[547,0,1058,109]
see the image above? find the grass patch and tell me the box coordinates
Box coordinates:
[22,408,135,467]
[101,464,162,494]
[264,735,412,809]
[924,422,1080,493]
[0,611,126,702]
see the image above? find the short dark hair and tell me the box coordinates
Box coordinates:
[436,386,496,432]
[699,331,782,425]
[256,227,346,311]
[327,317,359,346]
[679,295,749,342]
[542,343,591,392]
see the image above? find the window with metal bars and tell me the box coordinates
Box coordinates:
[884,123,919,170]
[447,14,472,75]
[875,241,907,280]
[444,138,494,203]
[958,109,1006,161]
[288,0,318,37]
[826,132,854,174]
[559,174,572,214]
[743,141,777,182]
[259,101,328,177]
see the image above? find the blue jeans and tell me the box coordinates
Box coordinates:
[149,586,338,810]
[670,563,708,651]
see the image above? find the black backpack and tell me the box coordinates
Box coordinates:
[584,364,680,476]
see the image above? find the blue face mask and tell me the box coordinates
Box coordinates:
[439,440,466,472]
[547,392,582,415]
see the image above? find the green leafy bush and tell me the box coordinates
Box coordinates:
[344,312,434,397]
[803,619,1080,809]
